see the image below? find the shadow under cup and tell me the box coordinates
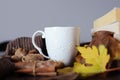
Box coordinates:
[32,27,80,66]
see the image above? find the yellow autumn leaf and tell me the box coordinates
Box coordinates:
[73,45,110,77]
[57,67,73,74]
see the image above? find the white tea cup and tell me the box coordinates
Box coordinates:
[32,27,80,66]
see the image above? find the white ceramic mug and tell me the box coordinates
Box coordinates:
[32,27,80,66]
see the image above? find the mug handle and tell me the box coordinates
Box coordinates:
[32,30,50,59]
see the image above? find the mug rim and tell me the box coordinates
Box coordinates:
[44,26,80,29]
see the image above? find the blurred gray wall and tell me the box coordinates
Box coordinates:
[0,0,120,43]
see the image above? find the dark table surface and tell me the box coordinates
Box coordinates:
[3,71,120,80]
[1,42,120,80]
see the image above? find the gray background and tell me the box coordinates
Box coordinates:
[0,0,120,43]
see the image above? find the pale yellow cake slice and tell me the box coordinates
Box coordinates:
[91,21,120,35]
[94,7,120,28]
